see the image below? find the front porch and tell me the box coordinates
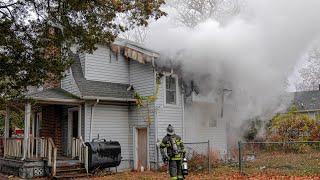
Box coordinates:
[0,89,89,178]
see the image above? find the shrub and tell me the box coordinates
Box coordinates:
[187,151,207,171]
[209,150,221,167]
[265,109,320,152]
[242,117,263,142]
[186,149,222,171]
[267,111,320,142]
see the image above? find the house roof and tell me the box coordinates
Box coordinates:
[292,90,320,111]
[70,53,135,101]
[112,38,159,64]
[26,88,83,104]
[114,38,159,57]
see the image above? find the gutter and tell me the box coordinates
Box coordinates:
[89,99,99,141]
[294,109,320,113]
[82,96,136,102]
[32,97,84,104]
[278,109,320,114]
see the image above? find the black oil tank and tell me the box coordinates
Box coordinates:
[85,140,121,171]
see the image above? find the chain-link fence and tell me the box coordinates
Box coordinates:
[238,141,320,176]
[184,141,211,173]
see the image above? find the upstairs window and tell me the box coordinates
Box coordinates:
[165,75,177,105]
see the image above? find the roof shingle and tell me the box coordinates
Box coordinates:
[292,90,320,111]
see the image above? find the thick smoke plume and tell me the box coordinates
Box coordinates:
[144,0,320,132]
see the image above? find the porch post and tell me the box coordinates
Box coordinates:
[4,106,10,138]
[23,102,31,160]
[32,112,35,138]
[78,105,82,138]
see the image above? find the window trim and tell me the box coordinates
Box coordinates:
[164,74,179,107]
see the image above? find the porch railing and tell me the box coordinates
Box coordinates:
[72,137,89,173]
[0,136,57,176]
[47,137,57,176]
[3,138,24,158]
[28,137,49,159]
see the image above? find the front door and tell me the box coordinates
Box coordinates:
[67,108,79,156]
[137,128,148,170]
[72,111,79,138]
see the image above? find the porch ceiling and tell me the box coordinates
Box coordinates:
[26,88,84,105]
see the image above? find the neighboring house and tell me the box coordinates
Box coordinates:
[0,39,186,178]
[291,90,320,119]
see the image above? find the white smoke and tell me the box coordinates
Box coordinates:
[143,0,320,129]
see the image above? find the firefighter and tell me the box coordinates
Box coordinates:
[160,124,186,180]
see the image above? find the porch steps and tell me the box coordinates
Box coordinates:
[52,160,91,179]
[53,173,90,179]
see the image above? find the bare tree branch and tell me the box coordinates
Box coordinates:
[0,2,19,9]
[296,47,320,91]
[171,0,241,28]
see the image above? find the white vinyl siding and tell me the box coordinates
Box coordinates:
[129,61,154,96]
[156,75,183,141]
[184,103,227,154]
[85,104,132,170]
[128,61,157,169]
[85,45,129,84]
[61,68,80,96]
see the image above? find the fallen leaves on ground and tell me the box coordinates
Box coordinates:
[86,171,320,180]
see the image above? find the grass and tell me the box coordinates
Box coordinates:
[242,151,320,176]
[83,150,320,179]
[86,165,320,180]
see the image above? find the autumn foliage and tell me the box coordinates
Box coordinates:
[267,109,320,142]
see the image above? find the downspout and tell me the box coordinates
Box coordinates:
[89,99,99,141]
[153,61,160,170]
[153,62,157,140]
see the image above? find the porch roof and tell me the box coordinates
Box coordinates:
[26,88,83,104]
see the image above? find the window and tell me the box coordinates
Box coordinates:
[165,76,177,105]
[209,115,217,127]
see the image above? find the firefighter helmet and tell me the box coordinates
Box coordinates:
[167,124,175,135]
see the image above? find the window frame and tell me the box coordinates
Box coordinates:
[164,74,179,107]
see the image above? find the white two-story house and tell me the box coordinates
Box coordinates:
[1,38,228,179]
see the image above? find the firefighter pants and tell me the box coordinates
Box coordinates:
[169,160,183,180]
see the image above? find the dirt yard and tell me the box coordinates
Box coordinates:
[85,166,320,180]
[87,171,320,180]
[85,151,320,180]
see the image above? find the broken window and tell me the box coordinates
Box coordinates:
[166,76,177,105]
